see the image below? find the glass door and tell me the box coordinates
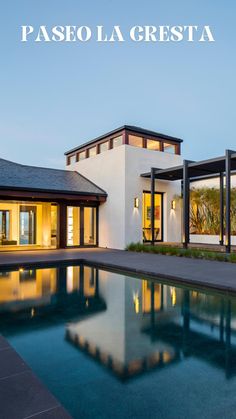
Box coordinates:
[142,192,163,242]
[84,207,97,245]
[19,206,36,245]
[0,210,10,245]
[67,207,80,246]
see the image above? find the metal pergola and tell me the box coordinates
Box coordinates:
[141,150,236,253]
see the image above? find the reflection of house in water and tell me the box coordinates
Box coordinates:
[67,271,181,380]
[0,266,105,324]
[1,265,236,380]
[67,270,236,381]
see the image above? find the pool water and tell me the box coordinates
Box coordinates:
[1,264,236,418]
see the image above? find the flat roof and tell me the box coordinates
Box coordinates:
[141,152,236,181]
[0,158,107,197]
[64,125,183,155]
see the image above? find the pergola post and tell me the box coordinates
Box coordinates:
[151,167,155,246]
[182,160,190,248]
[225,150,232,253]
[219,172,224,246]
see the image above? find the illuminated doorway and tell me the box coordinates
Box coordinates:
[142,191,163,242]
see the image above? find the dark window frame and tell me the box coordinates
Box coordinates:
[142,190,164,243]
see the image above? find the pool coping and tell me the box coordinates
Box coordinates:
[1,248,236,294]
[0,335,72,419]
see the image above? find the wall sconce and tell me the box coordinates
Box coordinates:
[133,292,140,314]
[134,197,139,208]
[171,200,176,210]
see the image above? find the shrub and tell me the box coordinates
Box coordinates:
[126,243,235,263]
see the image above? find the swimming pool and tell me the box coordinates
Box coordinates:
[0,263,236,418]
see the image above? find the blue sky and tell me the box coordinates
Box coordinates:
[0,0,235,168]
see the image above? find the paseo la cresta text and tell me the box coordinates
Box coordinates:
[21,25,215,43]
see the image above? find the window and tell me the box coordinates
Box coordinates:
[146,139,160,151]
[128,135,143,148]
[112,135,123,148]
[100,141,109,153]
[0,201,58,250]
[88,147,97,158]
[78,151,86,161]
[163,143,176,154]
[69,155,76,164]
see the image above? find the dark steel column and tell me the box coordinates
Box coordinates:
[151,168,155,246]
[219,172,224,245]
[225,150,232,253]
[59,203,67,248]
[182,160,190,248]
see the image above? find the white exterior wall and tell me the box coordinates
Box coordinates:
[67,144,183,249]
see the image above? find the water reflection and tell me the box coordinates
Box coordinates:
[0,265,236,381]
[0,266,105,323]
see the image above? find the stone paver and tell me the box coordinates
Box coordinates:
[0,336,71,419]
[0,247,236,292]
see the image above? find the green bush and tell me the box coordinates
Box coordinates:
[125,242,234,263]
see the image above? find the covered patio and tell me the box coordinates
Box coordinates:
[142,149,236,253]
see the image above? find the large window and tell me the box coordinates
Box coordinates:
[142,192,163,242]
[0,201,58,250]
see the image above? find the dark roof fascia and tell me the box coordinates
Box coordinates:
[64,125,183,155]
[0,185,107,197]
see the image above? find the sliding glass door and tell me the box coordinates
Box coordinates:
[19,206,36,245]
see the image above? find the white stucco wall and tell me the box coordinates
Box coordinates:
[67,144,183,249]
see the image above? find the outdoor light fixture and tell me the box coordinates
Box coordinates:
[171,200,176,210]
[134,197,139,208]
[133,292,140,314]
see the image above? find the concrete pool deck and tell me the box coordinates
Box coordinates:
[0,335,71,419]
[1,247,236,293]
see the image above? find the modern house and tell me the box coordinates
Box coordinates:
[1,125,236,252]
[65,125,183,249]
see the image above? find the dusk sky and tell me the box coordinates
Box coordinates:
[1,1,235,168]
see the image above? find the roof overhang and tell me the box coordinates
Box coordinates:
[141,152,236,181]
[0,187,107,202]
[65,125,183,156]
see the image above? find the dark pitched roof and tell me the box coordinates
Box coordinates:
[64,125,183,155]
[0,158,107,196]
